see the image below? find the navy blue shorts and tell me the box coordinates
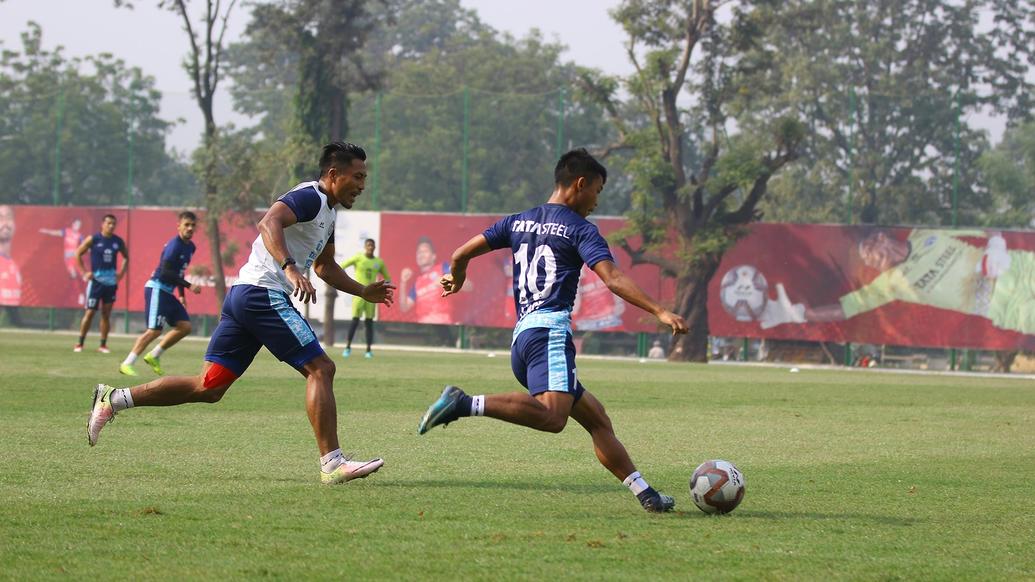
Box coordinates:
[511,327,585,401]
[204,284,324,376]
[85,281,117,310]
[144,286,189,330]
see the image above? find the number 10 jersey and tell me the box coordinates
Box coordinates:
[483,203,614,322]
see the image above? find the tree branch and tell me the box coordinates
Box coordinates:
[616,237,681,278]
[173,0,203,105]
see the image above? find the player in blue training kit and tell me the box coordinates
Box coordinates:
[418,149,689,513]
[89,142,395,485]
[119,211,202,377]
[73,214,128,353]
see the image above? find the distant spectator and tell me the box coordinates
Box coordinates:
[647,340,665,359]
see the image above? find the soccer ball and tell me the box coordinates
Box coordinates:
[718,265,768,322]
[690,460,745,514]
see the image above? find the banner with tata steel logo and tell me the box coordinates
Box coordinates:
[709,223,1035,351]
[6,203,1033,349]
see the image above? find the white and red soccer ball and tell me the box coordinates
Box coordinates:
[690,460,745,514]
[718,265,768,322]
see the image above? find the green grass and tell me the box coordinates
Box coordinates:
[1,330,1034,580]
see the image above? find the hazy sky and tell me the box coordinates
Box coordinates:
[0,0,629,153]
[1,0,1009,153]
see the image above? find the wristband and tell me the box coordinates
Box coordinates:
[281,257,296,270]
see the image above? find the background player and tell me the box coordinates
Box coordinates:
[89,142,394,485]
[119,211,201,376]
[340,238,390,358]
[417,149,689,513]
[73,214,128,353]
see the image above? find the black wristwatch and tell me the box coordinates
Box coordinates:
[280,257,297,270]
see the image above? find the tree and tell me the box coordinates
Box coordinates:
[581,0,804,361]
[118,0,242,304]
[0,23,194,206]
[743,0,1035,227]
[226,0,625,216]
[980,121,1035,229]
[229,0,388,342]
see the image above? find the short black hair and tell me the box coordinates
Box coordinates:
[364,238,375,245]
[554,148,607,187]
[102,214,117,222]
[320,142,367,176]
[178,211,197,222]
[416,236,434,251]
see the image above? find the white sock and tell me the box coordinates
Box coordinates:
[149,346,165,358]
[320,449,344,473]
[471,395,485,417]
[623,471,650,495]
[122,352,138,366]
[110,389,134,412]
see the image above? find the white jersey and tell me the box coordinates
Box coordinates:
[236,181,336,294]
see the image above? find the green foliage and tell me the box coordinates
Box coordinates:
[742,0,1034,227]
[227,0,623,214]
[0,23,195,206]
[979,121,1035,228]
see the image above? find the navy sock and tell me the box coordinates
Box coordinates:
[78,335,85,345]
[453,393,473,420]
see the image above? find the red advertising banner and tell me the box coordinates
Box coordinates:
[375,212,667,332]
[708,223,1035,351]
[1,205,260,316]
[11,203,1029,350]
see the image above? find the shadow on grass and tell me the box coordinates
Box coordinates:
[733,510,918,526]
[379,478,617,494]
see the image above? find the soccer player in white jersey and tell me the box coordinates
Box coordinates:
[87,142,395,484]
[417,149,689,513]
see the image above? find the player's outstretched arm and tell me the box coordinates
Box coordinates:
[591,260,688,335]
[313,243,396,306]
[441,234,493,297]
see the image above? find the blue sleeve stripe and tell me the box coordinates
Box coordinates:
[278,187,323,223]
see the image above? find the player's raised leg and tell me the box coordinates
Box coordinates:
[88,361,237,446]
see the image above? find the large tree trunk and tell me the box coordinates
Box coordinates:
[992,351,1017,373]
[321,90,348,347]
[202,116,227,306]
[205,211,227,305]
[669,258,722,362]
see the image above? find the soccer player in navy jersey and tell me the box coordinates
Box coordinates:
[119,211,202,376]
[73,214,128,353]
[418,149,689,513]
[89,143,394,485]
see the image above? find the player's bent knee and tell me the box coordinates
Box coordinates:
[311,357,336,378]
[542,414,568,434]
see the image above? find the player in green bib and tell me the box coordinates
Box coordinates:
[340,238,391,358]
[774,228,1035,335]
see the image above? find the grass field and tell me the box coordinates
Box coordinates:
[1,330,1034,580]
